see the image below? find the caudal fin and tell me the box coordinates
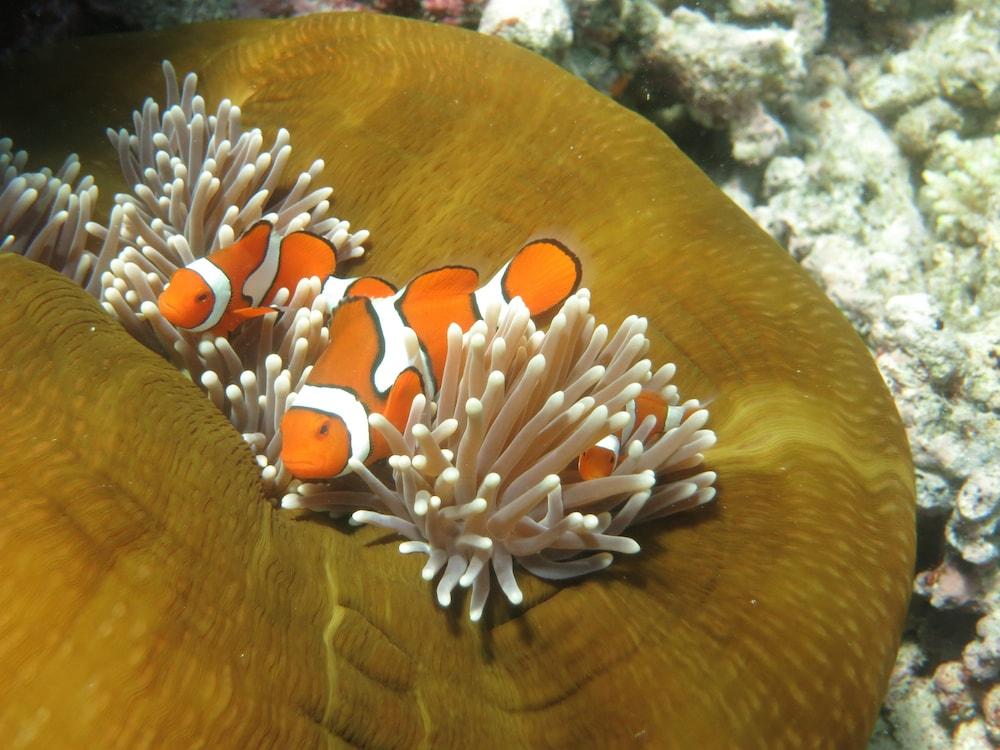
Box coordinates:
[269,231,337,301]
[501,239,581,317]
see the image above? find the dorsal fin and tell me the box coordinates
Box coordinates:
[382,367,424,440]
[207,220,273,293]
[347,276,398,299]
[233,220,273,254]
[502,239,581,317]
[397,267,479,391]
[404,266,479,299]
[307,297,383,406]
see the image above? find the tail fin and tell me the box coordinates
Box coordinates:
[500,239,581,317]
[271,231,337,298]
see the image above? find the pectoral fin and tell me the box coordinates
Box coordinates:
[230,306,278,320]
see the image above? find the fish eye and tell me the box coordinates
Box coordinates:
[195,293,209,303]
[318,421,330,436]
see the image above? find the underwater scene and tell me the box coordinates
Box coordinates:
[0,0,995,747]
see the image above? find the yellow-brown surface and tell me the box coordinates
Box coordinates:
[0,13,914,748]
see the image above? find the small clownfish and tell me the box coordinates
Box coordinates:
[280,239,582,481]
[157,220,338,336]
[577,389,672,480]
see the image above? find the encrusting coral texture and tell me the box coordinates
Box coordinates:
[1,58,716,620]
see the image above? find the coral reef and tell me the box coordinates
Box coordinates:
[477,0,572,56]
[479,0,994,744]
[204,0,1000,743]
[8,0,983,740]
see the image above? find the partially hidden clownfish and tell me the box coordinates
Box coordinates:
[576,389,677,480]
[157,220,338,336]
[280,239,582,480]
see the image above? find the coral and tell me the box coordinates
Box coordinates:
[421,0,476,24]
[232,0,483,25]
[964,611,1000,685]
[893,97,963,157]
[749,84,928,335]
[856,1,1000,116]
[935,661,980,723]
[920,132,1000,248]
[10,0,980,744]
[513,2,996,746]
[869,642,952,750]
[984,682,1000,742]
[478,0,573,56]
[644,6,808,164]
[719,1,1000,744]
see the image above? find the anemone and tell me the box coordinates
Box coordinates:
[4,56,720,599]
[99,59,369,349]
[2,62,370,498]
[286,291,716,619]
[0,13,915,747]
[0,139,111,290]
[98,62,370,495]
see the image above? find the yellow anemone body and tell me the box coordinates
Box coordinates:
[0,13,914,748]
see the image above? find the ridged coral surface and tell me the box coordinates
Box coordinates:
[0,13,914,748]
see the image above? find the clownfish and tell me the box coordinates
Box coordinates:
[157,220,338,336]
[577,389,672,480]
[280,239,582,480]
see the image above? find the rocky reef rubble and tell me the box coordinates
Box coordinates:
[663,1,997,746]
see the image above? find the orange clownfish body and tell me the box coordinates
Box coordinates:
[280,239,582,480]
[157,220,338,336]
[577,390,671,480]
